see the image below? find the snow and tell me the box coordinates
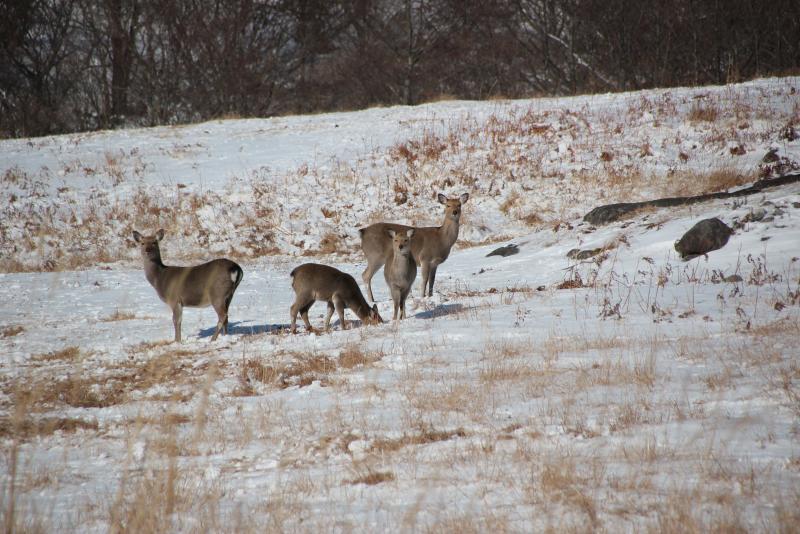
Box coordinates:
[1,77,799,532]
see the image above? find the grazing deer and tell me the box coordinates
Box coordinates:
[383,229,416,320]
[132,229,243,342]
[290,263,383,334]
[359,192,469,300]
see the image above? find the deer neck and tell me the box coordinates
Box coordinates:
[142,250,166,288]
[390,250,412,269]
[438,215,460,247]
[350,295,372,321]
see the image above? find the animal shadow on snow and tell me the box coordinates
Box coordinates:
[414,303,465,320]
[198,321,288,338]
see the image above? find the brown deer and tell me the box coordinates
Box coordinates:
[132,229,243,342]
[383,229,416,320]
[290,263,383,334]
[359,192,469,300]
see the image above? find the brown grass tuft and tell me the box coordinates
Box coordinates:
[688,102,720,122]
[370,427,467,454]
[347,470,396,486]
[31,346,81,362]
[100,310,136,322]
[0,416,99,440]
[1,325,24,338]
[339,345,382,369]
[316,231,345,255]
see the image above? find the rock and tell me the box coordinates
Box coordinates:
[674,218,734,259]
[567,247,603,260]
[729,143,746,156]
[486,244,520,257]
[762,148,780,163]
[742,207,767,223]
[583,173,800,226]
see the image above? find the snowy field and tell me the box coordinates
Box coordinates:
[1,77,799,532]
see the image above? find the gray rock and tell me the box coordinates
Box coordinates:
[762,148,780,163]
[674,218,734,259]
[567,247,603,260]
[486,243,520,258]
[743,207,768,222]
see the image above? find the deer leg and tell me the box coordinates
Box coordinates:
[427,265,438,297]
[172,302,183,343]
[333,296,347,330]
[291,298,313,334]
[222,292,234,334]
[399,291,407,320]
[391,288,400,320]
[324,301,335,331]
[362,261,383,303]
[420,262,431,297]
[300,302,315,333]
[211,301,228,341]
[290,302,299,334]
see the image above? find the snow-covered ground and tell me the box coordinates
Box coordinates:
[1,77,799,532]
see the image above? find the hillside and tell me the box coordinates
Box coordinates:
[1,77,799,532]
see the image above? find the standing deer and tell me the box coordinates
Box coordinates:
[132,229,243,342]
[290,263,383,334]
[384,229,416,320]
[359,192,469,300]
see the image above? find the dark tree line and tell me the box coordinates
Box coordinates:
[1,0,798,138]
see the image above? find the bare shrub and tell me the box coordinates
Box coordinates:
[688,102,720,122]
[316,231,345,255]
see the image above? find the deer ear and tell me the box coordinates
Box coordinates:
[437,193,447,205]
[132,231,143,243]
[155,229,165,241]
[407,229,415,237]
[387,229,396,238]
[460,192,470,204]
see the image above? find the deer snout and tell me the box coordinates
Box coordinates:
[452,209,460,216]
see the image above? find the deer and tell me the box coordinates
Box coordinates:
[359,192,469,301]
[290,263,383,334]
[383,228,416,320]
[132,229,243,343]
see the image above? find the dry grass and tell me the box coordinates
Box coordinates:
[339,344,383,369]
[7,373,123,409]
[11,349,202,410]
[671,168,755,195]
[370,427,468,455]
[100,309,136,322]
[687,102,720,122]
[1,325,24,338]
[347,470,396,486]
[0,416,98,440]
[315,231,346,255]
[235,346,383,395]
[30,346,81,362]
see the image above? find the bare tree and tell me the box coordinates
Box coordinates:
[0,0,82,136]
